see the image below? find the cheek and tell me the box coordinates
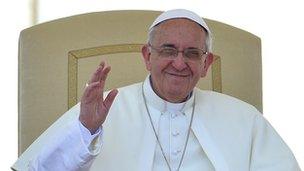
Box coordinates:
[200,66,208,77]
[151,60,170,72]
[189,64,204,77]
[146,63,152,71]
[145,54,160,72]
[145,58,153,71]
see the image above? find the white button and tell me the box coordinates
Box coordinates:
[172,131,180,136]
[171,113,178,118]
[173,149,181,155]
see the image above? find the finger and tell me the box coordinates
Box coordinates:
[98,65,111,98]
[96,61,109,82]
[99,60,105,67]
[100,65,111,81]
[89,62,105,84]
[89,63,111,85]
[82,82,102,103]
[99,89,118,114]
[89,60,108,83]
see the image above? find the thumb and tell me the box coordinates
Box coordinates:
[99,89,118,114]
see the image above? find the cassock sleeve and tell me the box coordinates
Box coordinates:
[249,110,301,171]
[12,103,103,171]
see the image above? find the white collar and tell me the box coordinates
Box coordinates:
[142,75,194,114]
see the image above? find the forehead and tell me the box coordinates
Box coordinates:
[152,18,206,48]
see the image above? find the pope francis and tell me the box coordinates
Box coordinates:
[13,9,300,171]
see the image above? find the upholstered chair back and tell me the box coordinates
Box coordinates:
[17,10,262,157]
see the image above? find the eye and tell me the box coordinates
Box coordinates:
[160,48,177,57]
[185,49,201,59]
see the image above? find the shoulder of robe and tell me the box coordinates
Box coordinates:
[102,82,144,120]
[193,88,261,121]
[104,82,142,99]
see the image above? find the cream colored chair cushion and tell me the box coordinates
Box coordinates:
[17,10,262,157]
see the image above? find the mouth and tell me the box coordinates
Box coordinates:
[166,72,189,77]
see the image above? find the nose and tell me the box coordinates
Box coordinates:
[171,52,187,71]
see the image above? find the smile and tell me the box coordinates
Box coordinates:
[166,72,189,77]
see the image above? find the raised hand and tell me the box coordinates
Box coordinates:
[79,61,118,134]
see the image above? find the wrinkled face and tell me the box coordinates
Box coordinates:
[142,19,213,103]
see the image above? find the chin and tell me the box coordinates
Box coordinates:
[167,75,189,84]
[166,88,188,99]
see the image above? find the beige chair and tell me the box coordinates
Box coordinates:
[13,10,262,170]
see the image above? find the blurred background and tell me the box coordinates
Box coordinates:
[1,0,303,170]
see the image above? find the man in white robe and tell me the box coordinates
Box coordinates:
[12,9,300,171]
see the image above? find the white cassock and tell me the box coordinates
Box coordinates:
[12,76,300,171]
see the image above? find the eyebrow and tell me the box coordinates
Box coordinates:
[160,43,202,50]
[160,44,176,48]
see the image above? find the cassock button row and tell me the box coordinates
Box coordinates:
[173,149,181,155]
[172,131,180,136]
[171,113,178,118]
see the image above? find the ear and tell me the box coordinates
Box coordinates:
[200,52,214,77]
[142,44,152,71]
